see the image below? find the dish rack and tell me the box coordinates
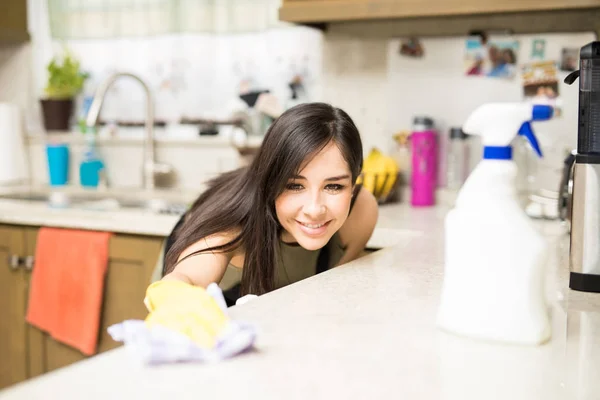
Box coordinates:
[360,172,403,204]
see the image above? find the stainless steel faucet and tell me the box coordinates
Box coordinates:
[85,72,173,190]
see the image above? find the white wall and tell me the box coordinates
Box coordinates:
[321,29,596,193]
[387,32,595,192]
[0,45,33,111]
[321,36,389,159]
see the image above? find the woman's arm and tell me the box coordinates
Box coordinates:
[337,186,379,265]
[162,232,239,288]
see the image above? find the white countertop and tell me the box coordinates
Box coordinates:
[0,188,418,249]
[2,201,598,400]
[0,196,182,237]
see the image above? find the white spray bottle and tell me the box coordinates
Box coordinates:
[437,103,554,345]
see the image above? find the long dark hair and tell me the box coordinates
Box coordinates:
[164,102,363,295]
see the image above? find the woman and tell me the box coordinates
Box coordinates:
[162,102,378,305]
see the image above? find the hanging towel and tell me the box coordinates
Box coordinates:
[26,227,112,356]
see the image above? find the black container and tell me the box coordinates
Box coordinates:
[564,41,600,293]
[565,41,600,156]
[40,98,73,131]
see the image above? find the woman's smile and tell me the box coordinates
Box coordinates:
[296,219,332,236]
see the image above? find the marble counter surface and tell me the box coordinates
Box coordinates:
[1,202,598,400]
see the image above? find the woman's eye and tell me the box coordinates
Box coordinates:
[325,184,345,192]
[286,183,304,191]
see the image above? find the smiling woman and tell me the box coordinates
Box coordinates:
[162,102,378,305]
[276,142,355,251]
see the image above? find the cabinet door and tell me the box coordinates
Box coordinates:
[0,225,27,390]
[97,234,163,352]
[279,0,600,23]
[0,0,29,43]
[42,233,163,372]
[23,227,47,379]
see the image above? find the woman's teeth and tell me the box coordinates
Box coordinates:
[301,222,325,229]
[296,220,329,237]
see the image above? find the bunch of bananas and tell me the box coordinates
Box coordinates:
[357,148,399,202]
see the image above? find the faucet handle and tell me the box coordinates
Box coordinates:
[97,168,108,190]
[144,161,175,189]
[153,162,173,175]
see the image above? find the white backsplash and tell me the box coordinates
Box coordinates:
[321,36,389,157]
[0,26,595,195]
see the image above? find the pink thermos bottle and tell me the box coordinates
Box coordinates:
[410,116,438,206]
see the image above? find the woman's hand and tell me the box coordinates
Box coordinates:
[144,280,230,348]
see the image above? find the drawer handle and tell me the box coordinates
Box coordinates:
[7,255,23,270]
[24,255,34,270]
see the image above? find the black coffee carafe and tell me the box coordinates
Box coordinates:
[564,41,600,292]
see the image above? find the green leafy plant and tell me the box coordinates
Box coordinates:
[44,51,88,99]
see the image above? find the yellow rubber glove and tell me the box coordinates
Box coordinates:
[143,280,229,349]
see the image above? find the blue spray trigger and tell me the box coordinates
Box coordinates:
[532,104,553,121]
[518,122,543,158]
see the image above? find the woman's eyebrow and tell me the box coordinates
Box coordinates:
[325,175,351,182]
[291,174,351,181]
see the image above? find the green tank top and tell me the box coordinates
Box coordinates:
[218,232,346,291]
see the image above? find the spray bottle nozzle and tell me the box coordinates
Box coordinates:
[518,122,542,158]
[531,104,554,121]
[517,105,553,158]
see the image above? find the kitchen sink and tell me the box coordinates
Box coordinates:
[2,192,50,202]
[0,191,190,216]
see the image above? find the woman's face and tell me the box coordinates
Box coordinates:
[275,141,354,250]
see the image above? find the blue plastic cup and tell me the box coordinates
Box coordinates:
[46,144,70,186]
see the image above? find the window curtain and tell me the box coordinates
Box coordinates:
[30,0,322,125]
[47,0,289,39]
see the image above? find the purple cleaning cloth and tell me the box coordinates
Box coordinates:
[107,283,257,365]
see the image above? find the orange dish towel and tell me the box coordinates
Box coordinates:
[26,227,112,356]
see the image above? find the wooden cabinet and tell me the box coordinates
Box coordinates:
[0,226,28,389]
[38,234,163,373]
[279,0,600,23]
[0,0,29,43]
[0,225,163,390]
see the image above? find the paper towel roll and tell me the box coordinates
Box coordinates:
[0,102,28,185]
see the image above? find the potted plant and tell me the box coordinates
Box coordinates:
[40,51,88,131]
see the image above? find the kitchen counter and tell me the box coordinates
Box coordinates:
[0,195,182,237]
[0,188,420,249]
[1,202,597,400]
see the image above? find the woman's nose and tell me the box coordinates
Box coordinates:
[303,196,326,218]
